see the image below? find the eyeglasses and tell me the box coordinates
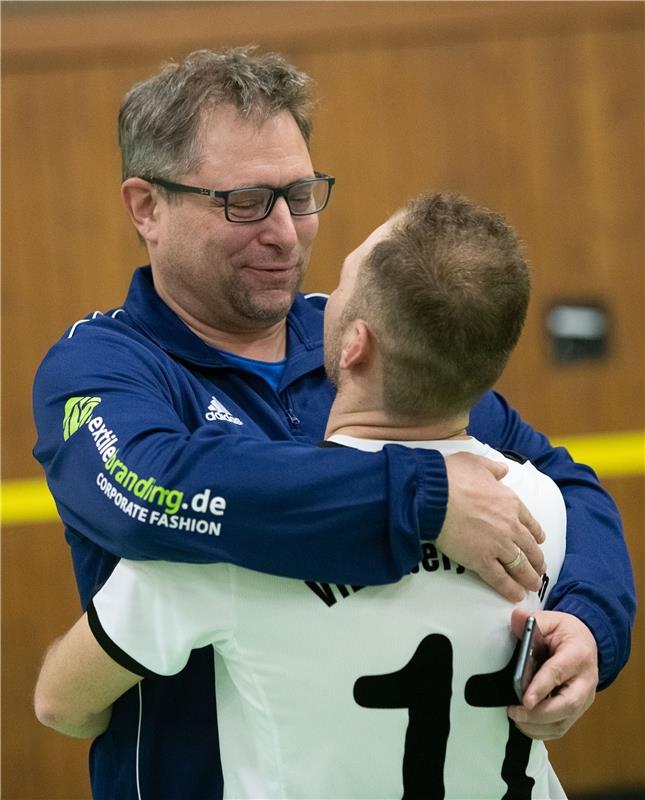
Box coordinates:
[143,172,335,223]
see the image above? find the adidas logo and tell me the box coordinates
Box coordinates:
[205,396,243,426]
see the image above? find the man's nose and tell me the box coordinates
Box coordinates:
[257,196,299,250]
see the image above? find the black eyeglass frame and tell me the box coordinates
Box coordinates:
[142,172,335,223]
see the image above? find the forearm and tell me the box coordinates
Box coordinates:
[520,450,633,686]
[34,616,140,739]
[38,406,447,584]
[53,435,445,582]
[469,391,636,686]
[35,632,111,739]
[33,325,449,586]
[36,695,111,740]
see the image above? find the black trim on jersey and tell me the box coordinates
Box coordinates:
[318,440,347,448]
[501,449,529,465]
[87,600,163,679]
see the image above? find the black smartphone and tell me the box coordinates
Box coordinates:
[513,616,548,702]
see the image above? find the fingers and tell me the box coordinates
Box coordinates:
[510,608,531,638]
[501,500,546,584]
[506,611,599,741]
[508,690,581,740]
[521,636,597,711]
[522,658,563,708]
[501,551,543,594]
[519,504,545,545]
[506,714,570,741]
[513,504,546,562]
[500,548,523,570]
[507,684,595,740]
[518,536,546,577]
[439,453,547,600]
[465,536,544,601]
[477,562,528,603]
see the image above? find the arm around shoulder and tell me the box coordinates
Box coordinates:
[33,324,444,585]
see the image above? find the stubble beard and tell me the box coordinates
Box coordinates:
[323,322,343,388]
[227,263,306,328]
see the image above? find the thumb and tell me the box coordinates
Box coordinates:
[511,608,532,639]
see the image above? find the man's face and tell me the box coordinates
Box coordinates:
[149,106,319,333]
[324,219,394,385]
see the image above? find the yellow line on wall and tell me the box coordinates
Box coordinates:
[554,430,644,479]
[1,478,58,524]
[1,430,643,526]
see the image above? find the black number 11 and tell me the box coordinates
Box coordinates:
[354,635,535,800]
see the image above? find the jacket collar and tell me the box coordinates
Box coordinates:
[124,267,324,381]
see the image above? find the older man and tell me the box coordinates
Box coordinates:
[32,48,633,799]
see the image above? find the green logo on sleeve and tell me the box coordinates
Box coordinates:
[63,396,102,440]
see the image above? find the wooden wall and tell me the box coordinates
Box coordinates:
[2,2,643,798]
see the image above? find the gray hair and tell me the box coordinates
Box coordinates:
[118,46,316,181]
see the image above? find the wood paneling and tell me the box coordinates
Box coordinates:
[2,2,643,797]
[548,477,645,791]
[3,2,641,69]
[2,524,92,799]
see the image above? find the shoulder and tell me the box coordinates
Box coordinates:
[42,306,139,356]
[500,457,567,549]
[472,440,566,521]
[301,292,328,311]
[64,307,129,340]
[478,445,567,576]
[290,291,328,318]
[286,292,328,346]
[34,307,171,392]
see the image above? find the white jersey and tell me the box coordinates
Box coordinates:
[91,436,567,799]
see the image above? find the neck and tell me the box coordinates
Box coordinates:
[157,285,287,362]
[185,317,287,361]
[325,404,470,442]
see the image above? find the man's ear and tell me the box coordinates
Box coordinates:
[339,320,372,369]
[121,178,162,243]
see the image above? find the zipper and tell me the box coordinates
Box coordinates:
[285,407,300,427]
[282,389,301,428]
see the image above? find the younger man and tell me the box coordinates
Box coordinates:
[36,194,571,797]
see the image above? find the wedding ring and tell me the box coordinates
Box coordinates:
[502,549,524,570]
